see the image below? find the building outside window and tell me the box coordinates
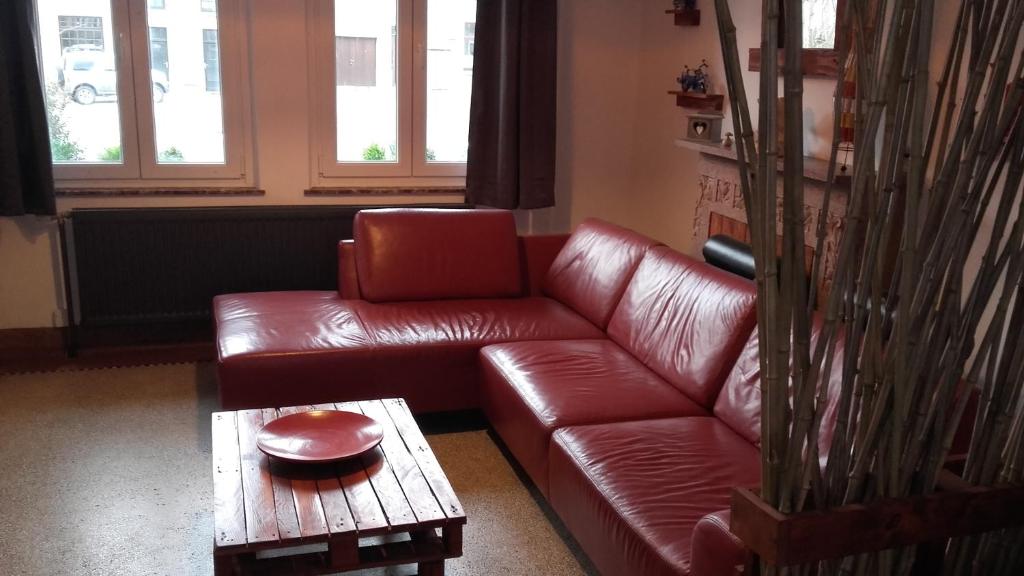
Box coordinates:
[336,37,377,88]
[149,26,169,79]
[201,0,216,13]
[58,15,104,50]
[202,29,220,92]
[464,22,474,56]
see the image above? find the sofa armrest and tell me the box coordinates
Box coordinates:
[519,234,570,296]
[338,239,362,300]
[690,510,748,576]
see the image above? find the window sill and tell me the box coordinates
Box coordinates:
[55,187,266,198]
[305,187,466,197]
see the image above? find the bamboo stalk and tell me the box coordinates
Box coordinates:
[708,0,1024,570]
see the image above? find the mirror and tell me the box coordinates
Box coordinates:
[803,0,839,49]
[749,0,843,77]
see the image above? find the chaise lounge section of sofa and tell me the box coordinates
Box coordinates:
[212,208,869,575]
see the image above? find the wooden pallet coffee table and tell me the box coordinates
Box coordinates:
[211,398,466,575]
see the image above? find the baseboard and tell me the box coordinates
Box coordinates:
[0,324,215,374]
[0,327,67,369]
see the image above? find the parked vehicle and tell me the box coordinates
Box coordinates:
[59,46,169,105]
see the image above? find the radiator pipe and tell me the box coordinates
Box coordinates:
[57,215,78,358]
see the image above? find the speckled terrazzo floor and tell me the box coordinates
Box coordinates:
[0,363,593,576]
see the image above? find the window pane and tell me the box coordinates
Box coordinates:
[37,1,123,164]
[335,0,398,163]
[426,0,476,163]
[146,2,225,163]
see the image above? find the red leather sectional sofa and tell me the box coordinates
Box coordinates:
[213,208,839,575]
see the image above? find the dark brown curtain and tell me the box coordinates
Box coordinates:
[466,0,557,210]
[0,0,57,216]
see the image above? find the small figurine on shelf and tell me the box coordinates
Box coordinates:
[723,132,734,149]
[677,60,709,94]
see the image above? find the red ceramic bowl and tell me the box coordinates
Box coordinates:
[256,410,384,464]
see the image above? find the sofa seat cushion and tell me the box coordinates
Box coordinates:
[480,340,707,495]
[353,297,603,348]
[215,291,376,409]
[549,418,760,576]
[607,247,757,409]
[215,294,603,413]
[543,218,660,329]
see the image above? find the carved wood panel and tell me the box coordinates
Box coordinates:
[693,155,847,309]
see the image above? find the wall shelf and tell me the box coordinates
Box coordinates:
[665,8,700,26]
[668,91,724,111]
[674,139,852,185]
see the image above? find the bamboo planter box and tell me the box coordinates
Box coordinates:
[729,477,1024,567]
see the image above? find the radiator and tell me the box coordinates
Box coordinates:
[65,204,468,327]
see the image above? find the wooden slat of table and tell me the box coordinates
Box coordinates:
[382,398,466,520]
[212,411,246,549]
[360,400,446,525]
[264,408,302,542]
[277,405,330,540]
[343,402,418,531]
[309,403,358,536]
[334,402,389,534]
[237,409,279,544]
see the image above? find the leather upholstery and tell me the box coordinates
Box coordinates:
[711,328,762,446]
[216,293,603,412]
[543,218,660,328]
[354,208,522,302]
[690,510,748,576]
[342,233,567,301]
[519,234,570,296]
[607,247,757,408]
[337,240,361,299]
[713,322,847,461]
[353,297,602,347]
[549,418,760,576]
[480,339,707,495]
[215,291,376,409]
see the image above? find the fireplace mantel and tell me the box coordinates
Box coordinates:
[684,143,849,307]
[674,139,852,185]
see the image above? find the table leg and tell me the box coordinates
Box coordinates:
[329,534,359,569]
[213,554,234,576]
[442,524,463,557]
[417,560,445,576]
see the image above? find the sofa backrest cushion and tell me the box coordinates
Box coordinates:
[354,208,522,302]
[607,247,757,408]
[542,219,659,328]
[713,320,847,458]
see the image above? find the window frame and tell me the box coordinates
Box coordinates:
[310,0,470,183]
[40,0,252,186]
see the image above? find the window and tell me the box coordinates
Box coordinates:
[36,0,249,182]
[311,0,477,179]
[58,16,104,50]
[201,0,216,13]
[149,0,165,9]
